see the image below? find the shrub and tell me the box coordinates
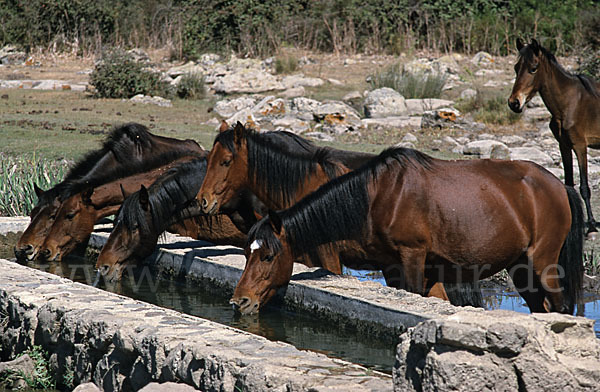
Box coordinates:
[577,48,600,80]
[274,55,298,74]
[0,154,68,216]
[90,49,169,99]
[176,72,206,99]
[369,63,447,99]
[458,93,520,125]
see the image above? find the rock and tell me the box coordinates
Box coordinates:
[0,354,35,378]
[395,141,416,149]
[401,133,418,143]
[524,106,551,121]
[225,109,258,129]
[421,108,461,129]
[526,95,544,108]
[129,95,172,107]
[363,88,407,118]
[314,101,361,123]
[304,131,334,142]
[327,78,343,86]
[280,86,305,98]
[405,98,455,115]
[138,382,197,391]
[394,310,600,392]
[213,97,257,118]
[471,51,494,67]
[272,116,311,134]
[441,136,463,153]
[166,62,204,78]
[290,97,321,121]
[477,133,496,140]
[281,74,324,89]
[0,45,26,65]
[126,48,150,62]
[199,53,221,67]
[464,140,509,159]
[509,147,554,166]
[72,382,102,392]
[252,96,289,120]
[460,88,477,100]
[362,116,422,129]
[342,91,363,104]
[212,69,284,94]
[499,135,526,146]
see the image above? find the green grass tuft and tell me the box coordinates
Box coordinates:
[368,63,447,99]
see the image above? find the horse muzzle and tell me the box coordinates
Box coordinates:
[200,195,219,215]
[230,296,260,315]
[507,96,524,113]
[14,244,36,261]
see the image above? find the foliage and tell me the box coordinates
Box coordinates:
[274,55,299,74]
[577,48,600,80]
[175,72,205,99]
[458,92,521,125]
[0,153,68,217]
[0,1,599,57]
[369,63,447,99]
[90,49,169,99]
[0,346,55,389]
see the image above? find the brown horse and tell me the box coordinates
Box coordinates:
[95,157,259,282]
[508,38,600,234]
[39,152,201,261]
[231,148,584,315]
[15,123,202,260]
[197,123,483,306]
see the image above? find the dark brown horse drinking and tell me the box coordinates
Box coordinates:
[197,123,483,306]
[231,148,584,315]
[39,152,201,261]
[15,123,202,260]
[508,38,600,234]
[95,157,262,282]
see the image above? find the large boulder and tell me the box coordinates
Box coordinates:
[363,88,408,118]
[464,140,509,159]
[214,97,257,118]
[509,147,554,166]
[394,310,600,392]
[405,98,455,115]
[212,69,285,94]
[314,101,362,134]
[281,74,324,89]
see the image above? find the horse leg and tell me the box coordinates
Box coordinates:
[382,266,448,300]
[573,143,597,233]
[425,281,449,301]
[508,261,547,313]
[558,141,574,186]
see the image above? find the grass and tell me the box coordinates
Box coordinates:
[368,63,447,99]
[0,153,69,216]
[456,91,520,125]
[274,54,299,74]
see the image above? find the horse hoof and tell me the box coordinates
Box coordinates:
[586,231,598,241]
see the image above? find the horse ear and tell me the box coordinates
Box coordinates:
[219,120,229,132]
[33,183,44,197]
[516,38,524,51]
[233,121,245,145]
[530,38,540,54]
[268,209,282,235]
[139,185,150,211]
[81,188,94,205]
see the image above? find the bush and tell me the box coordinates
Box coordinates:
[274,55,298,74]
[90,49,169,99]
[577,48,600,80]
[176,72,206,99]
[0,154,68,216]
[369,63,447,99]
[458,93,520,125]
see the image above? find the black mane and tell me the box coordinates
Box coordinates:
[58,149,200,202]
[215,127,346,207]
[248,147,433,257]
[119,158,207,235]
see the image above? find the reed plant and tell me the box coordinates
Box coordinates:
[0,154,69,216]
[369,63,447,99]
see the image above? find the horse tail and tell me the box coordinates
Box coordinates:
[445,282,483,308]
[559,185,584,314]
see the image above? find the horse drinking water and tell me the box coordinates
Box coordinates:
[508,38,600,235]
[232,148,584,315]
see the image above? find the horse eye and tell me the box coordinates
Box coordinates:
[263,254,274,262]
[66,213,76,220]
[221,159,232,167]
[530,64,538,74]
[49,214,56,220]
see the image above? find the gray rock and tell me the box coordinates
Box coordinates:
[499,135,526,146]
[395,141,416,149]
[460,88,478,100]
[272,116,311,134]
[280,86,305,98]
[401,133,418,143]
[129,95,172,107]
[0,354,35,378]
[464,140,509,159]
[421,108,462,129]
[0,45,26,65]
[526,95,544,108]
[342,91,363,104]
[304,132,334,142]
[252,96,289,120]
[281,74,324,89]
[290,97,321,121]
[440,136,462,153]
[471,51,494,67]
[126,48,150,62]
[509,147,554,166]
[405,98,455,115]
[362,116,422,129]
[166,62,204,78]
[72,382,102,392]
[199,53,221,67]
[138,382,197,391]
[523,106,551,122]
[364,88,407,118]
[327,78,343,86]
[212,69,284,94]
[213,97,257,118]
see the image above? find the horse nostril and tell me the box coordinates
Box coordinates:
[99,265,110,275]
[201,197,208,209]
[39,249,51,259]
[23,244,33,252]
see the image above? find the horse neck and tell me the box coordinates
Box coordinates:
[538,59,578,118]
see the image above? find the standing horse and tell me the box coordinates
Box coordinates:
[197,123,483,306]
[508,38,600,234]
[15,123,203,260]
[39,152,202,261]
[95,157,263,282]
[231,148,584,315]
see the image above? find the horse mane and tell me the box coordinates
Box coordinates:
[248,147,433,258]
[58,149,201,201]
[530,44,600,98]
[120,158,207,235]
[215,127,346,206]
[64,123,153,181]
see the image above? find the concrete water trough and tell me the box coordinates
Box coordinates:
[1,217,600,391]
